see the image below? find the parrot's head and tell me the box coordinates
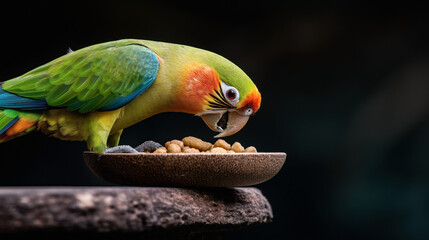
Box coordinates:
[175,52,261,138]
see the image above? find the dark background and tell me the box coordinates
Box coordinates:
[1,1,428,239]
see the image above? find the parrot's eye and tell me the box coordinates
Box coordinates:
[221,82,239,107]
[226,89,236,100]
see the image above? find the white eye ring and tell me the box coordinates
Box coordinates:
[221,82,239,106]
[245,108,253,115]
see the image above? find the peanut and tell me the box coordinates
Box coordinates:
[231,142,245,153]
[147,136,257,154]
[182,136,212,151]
[184,147,200,153]
[167,143,182,153]
[153,147,167,153]
[213,139,231,150]
[210,147,228,153]
[170,139,184,148]
[244,146,257,153]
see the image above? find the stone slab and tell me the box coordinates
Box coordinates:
[0,187,272,238]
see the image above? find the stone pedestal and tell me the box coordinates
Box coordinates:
[0,187,272,239]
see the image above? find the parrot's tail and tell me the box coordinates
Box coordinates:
[0,109,39,143]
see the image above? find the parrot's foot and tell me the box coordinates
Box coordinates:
[87,136,107,154]
[107,130,123,148]
[103,145,139,154]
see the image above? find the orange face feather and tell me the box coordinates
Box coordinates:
[175,63,261,115]
[238,88,261,114]
[176,64,220,114]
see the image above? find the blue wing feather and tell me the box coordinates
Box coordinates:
[100,84,150,111]
[0,86,48,110]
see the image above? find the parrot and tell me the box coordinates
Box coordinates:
[0,39,261,154]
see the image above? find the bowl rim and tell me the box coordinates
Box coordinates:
[84,151,287,156]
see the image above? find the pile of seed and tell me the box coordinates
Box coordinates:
[152,136,257,153]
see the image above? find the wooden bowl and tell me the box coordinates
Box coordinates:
[83,152,286,187]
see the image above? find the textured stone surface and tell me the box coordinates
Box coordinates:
[0,187,272,238]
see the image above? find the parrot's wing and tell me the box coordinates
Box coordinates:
[2,40,159,113]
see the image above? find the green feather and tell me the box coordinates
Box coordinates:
[2,40,159,113]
